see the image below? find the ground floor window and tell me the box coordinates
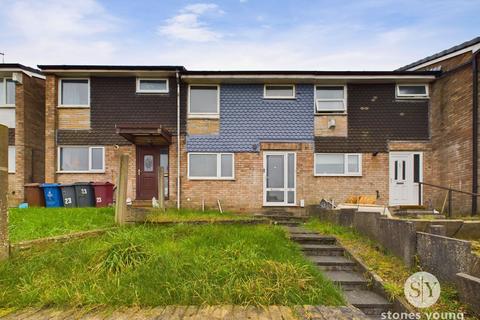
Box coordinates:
[188,153,234,179]
[160,150,169,198]
[8,146,15,173]
[58,146,105,173]
[314,153,362,176]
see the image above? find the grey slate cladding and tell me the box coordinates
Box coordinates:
[315,84,429,153]
[186,84,314,152]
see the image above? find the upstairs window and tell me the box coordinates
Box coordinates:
[188,153,234,179]
[59,79,89,106]
[58,146,104,172]
[315,86,346,113]
[264,85,295,99]
[396,84,428,98]
[136,78,169,93]
[188,85,219,117]
[0,78,15,106]
[314,153,362,176]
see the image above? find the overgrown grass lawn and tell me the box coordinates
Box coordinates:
[146,208,252,222]
[9,207,115,242]
[306,219,475,319]
[0,224,344,308]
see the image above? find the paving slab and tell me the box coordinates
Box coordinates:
[344,290,391,308]
[307,255,355,266]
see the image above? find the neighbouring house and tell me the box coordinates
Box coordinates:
[38,65,185,207]
[181,70,438,211]
[398,36,480,215]
[0,64,45,206]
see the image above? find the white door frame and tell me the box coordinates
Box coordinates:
[263,151,297,206]
[389,151,423,206]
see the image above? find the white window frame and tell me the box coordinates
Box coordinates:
[0,78,15,108]
[136,78,169,93]
[58,78,90,108]
[263,84,296,99]
[57,146,105,173]
[187,84,220,119]
[187,152,235,180]
[314,153,362,176]
[8,146,15,173]
[395,84,429,99]
[314,85,347,113]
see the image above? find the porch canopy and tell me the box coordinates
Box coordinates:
[115,124,172,145]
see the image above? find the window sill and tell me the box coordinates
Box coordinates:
[263,96,296,100]
[188,114,220,119]
[136,91,169,94]
[315,112,347,116]
[188,177,235,181]
[57,171,105,174]
[57,105,91,109]
[395,96,429,100]
[0,105,15,108]
[314,174,362,177]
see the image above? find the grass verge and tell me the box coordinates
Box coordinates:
[305,219,477,319]
[145,208,252,222]
[0,224,344,308]
[9,207,115,243]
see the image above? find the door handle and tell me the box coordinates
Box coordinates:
[138,169,141,176]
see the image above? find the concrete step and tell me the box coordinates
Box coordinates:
[286,227,314,234]
[308,255,356,271]
[323,271,368,290]
[263,215,307,222]
[274,221,301,227]
[345,290,392,316]
[290,234,337,245]
[300,244,344,256]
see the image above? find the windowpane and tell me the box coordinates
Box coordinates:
[267,191,284,202]
[189,154,217,177]
[190,86,218,113]
[60,147,89,171]
[6,80,15,105]
[287,153,295,188]
[220,154,233,177]
[287,191,295,204]
[413,154,420,183]
[8,146,15,173]
[347,155,360,173]
[267,155,284,188]
[91,148,104,170]
[398,85,427,96]
[265,85,294,98]
[139,79,167,92]
[0,79,4,104]
[316,86,344,99]
[315,154,344,174]
[61,80,89,105]
[316,100,345,111]
[160,153,168,171]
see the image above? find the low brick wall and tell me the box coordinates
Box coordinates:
[416,232,476,283]
[456,273,480,316]
[377,218,416,267]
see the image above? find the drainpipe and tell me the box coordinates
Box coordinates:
[176,71,181,209]
[473,49,479,215]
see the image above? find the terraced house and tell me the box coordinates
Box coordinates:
[182,70,438,211]
[0,64,45,205]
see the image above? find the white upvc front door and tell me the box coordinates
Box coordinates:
[263,152,296,206]
[389,152,423,206]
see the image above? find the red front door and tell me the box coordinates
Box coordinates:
[136,146,161,200]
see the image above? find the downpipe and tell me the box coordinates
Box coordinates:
[472,49,479,215]
[176,71,181,209]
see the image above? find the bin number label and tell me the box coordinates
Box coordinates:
[81,188,88,195]
[96,197,102,203]
[64,198,72,205]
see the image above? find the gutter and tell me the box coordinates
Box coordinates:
[176,71,181,209]
[473,49,479,215]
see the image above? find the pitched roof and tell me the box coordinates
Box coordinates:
[0,63,43,76]
[38,65,185,71]
[397,36,480,71]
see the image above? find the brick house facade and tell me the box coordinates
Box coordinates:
[0,64,45,206]
[399,36,480,215]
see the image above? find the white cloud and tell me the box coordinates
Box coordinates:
[0,0,121,65]
[157,3,223,42]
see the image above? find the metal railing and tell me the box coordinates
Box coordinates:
[418,181,480,217]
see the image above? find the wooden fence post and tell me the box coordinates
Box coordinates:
[158,166,165,211]
[115,154,129,225]
[0,124,10,261]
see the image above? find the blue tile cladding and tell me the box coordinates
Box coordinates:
[186,84,314,152]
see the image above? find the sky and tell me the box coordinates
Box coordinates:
[0,0,478,70]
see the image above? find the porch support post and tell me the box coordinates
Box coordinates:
[158,166,165,211]
[115,154,129,225]
[0,124,10,261]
